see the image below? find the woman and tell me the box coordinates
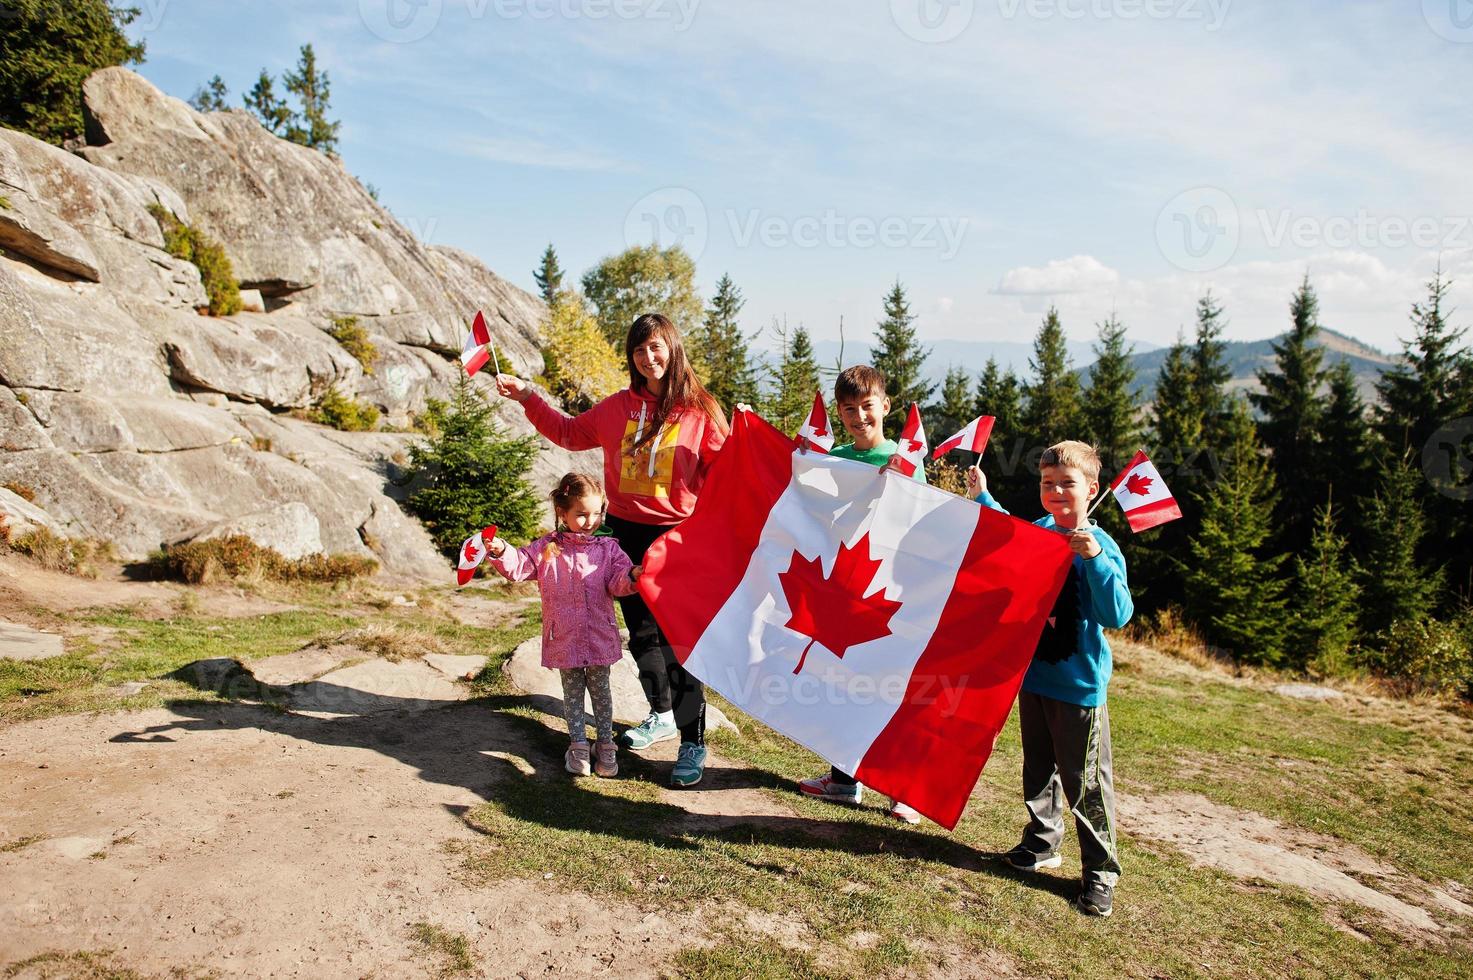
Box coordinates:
[495,313,728,787]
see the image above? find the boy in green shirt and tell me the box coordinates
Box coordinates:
[796,364,924,825]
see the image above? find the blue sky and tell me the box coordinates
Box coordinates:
[126,0,1473,357]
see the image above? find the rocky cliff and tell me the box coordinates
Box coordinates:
[0,68,584,580]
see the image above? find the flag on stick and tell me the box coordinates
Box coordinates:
[456,525,498,586]
[1107,451,1182,532]
[637,412,1073,829]
[461,311,492,376]
[891,403,928,477]
[932,415,996,459]
[795,391,834,454]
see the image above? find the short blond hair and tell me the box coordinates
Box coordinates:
[1039,440,1101,482]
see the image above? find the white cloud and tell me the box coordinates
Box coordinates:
[995,255,1121,296]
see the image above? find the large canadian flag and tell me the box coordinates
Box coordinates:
[639,412,1073,829]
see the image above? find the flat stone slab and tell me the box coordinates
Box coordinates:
[285,659,468,717]
[1273,683,1344,702]
[0,621,64,661]
[505,637,737,734]
[423,653,487,680]
[247,646,358,686]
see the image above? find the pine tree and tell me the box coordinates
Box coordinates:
[282,44,340,153]
[1376,268,1469,454]
[243,69,292,136]
[975,359,1029,511]
[870,281,934,437]
[189,75,229,112]
[764,320,821,435]
[1190,291,1233,459]
[1182,399,1289,664]
[1359,454,1443,636]
[1251,274,1329,554]
[1021,307,1083,449]
[405,375,541,553]
[1317,360,1374,529]
[1290,495,1361,675]
[1083,313,1141,478]
[927,366,974,450]
[697,274,758,412]
[1140,331,1203,611]
[0,0,145,144]
[533,244,564,306]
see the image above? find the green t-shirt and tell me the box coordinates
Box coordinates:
[828,440,928,483]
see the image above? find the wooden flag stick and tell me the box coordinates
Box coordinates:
[490,341,502,376]
[1086,487,1110,518]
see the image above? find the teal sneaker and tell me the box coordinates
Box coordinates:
[670,742,707,787]
[619,713,678,750]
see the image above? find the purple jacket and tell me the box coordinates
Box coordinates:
[487,532,638,669]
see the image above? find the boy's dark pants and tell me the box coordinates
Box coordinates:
[1017,691,1121,887]
[604,514,706,744]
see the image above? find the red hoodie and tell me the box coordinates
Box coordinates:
[520,388,727,525]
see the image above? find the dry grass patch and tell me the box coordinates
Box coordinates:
[316,623,449,662]
[158,535,377,585]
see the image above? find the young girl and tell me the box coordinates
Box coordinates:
[486,472,641,778]
[494,314,728,788]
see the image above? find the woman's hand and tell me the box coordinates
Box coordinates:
[494,374,531,403]
[966,465,987,497]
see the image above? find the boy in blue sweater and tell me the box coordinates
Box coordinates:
[968,440,1132,917]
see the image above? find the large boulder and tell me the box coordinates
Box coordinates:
[0,69,595,580]
[176,501,325,561]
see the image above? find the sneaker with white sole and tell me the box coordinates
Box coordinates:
[564,741,591,776]
[887,800,921,825]
[618,713,678,750]
[1076,880,1113,917]
[1000,845,1062,871]
[797,774,863,805]
[670,742,707,787]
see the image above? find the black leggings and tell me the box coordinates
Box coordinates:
[605,514,706,745]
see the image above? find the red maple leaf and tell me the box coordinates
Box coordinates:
[462,539,481,563]
[1124,473,1154,496]
[778,532,903,675]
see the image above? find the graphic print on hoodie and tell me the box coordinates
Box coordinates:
[1033,563,1081,666]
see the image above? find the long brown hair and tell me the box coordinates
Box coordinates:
[625,313,728,450]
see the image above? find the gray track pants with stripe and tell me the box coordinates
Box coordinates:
[1017,691,1121,886]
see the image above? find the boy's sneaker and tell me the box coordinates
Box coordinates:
[887,800,921,825]
[797,774,863,805]
[565,741,591,776]
[1000,845,1062,872]
[670,742,707,787]
[593,740,618,778]
[1076,880,1113,917]
[619,713,678,750]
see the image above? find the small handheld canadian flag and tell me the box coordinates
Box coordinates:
[932,415,996,459]
[461,311,499,377]
[795,391,834,454]
[456,525,499,586]
[1103,451,1182,533]
[892,403,928,478]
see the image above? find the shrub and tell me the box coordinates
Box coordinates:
[538,290,625,413]
[1361,617,1473,698]
[328,316,379,374]
[10,528,113,577]
[2,482,36,502]
[160,535,378,585]
[311,385,380,432]
[147,204,242,316]
[924,458,968,497]
[405,375,540,553]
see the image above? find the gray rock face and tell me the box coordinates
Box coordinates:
[0,68,593,579]
[178,501,325,561]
